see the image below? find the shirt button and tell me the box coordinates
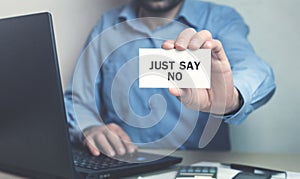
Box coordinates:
[245,108,252,114]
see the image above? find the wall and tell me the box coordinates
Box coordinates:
[1,0,299,154]
[206,0,300,154]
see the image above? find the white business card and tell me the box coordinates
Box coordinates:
[139,48,211,88]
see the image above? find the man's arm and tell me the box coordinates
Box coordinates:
[162,7,275,123]
[64,15,137,156]
[64,48,137,157]
[215,7,276,124]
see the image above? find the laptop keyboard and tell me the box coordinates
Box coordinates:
[73,150,136,171]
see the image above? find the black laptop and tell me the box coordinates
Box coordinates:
[0,12,182,179]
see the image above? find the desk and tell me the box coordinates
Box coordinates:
[1,150,299,178]
[126,150,300,179]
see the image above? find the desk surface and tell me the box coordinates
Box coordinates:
[1,150,299,178]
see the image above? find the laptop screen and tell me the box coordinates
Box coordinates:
[0,13,74,178]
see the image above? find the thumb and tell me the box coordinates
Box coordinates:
[168,88,183,97]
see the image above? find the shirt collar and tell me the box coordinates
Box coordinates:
[117,0,139,23]
[176,0,207,29]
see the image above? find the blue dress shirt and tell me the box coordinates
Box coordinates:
[64,0,276,150]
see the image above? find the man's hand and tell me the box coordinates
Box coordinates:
[83,123,137,156]
[162,28,240,114]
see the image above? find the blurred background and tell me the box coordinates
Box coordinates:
[0,0,299,154]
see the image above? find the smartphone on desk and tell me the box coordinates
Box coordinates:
[175,166,217,179]
[232,172,271,179]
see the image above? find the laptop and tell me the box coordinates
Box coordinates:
[0,12,182,179]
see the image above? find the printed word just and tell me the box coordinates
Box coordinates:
[149,61,201,70]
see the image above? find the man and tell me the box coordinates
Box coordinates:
[65,0,276,157]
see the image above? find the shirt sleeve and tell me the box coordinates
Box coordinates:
[64,16,106,142]
[213,7,276,124]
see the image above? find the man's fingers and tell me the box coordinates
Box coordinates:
[188,30,213,50]
[94,133,116,157]
[105,131,126,156]
[168,88,182,97]
[162,40,175,49]
[108,123,137,154]
[116,128,137,153]
[175,28,197,50]
[84,138,100,156]
[162,29,213,51]
[83,124,137,156]
[125,142,138,154]
[169,88,190,106]
[202,39,227,62]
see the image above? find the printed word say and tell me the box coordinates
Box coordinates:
[139,48,211,88]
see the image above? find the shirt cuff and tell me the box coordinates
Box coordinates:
[223,80,254,125]
[76,114,104,131]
